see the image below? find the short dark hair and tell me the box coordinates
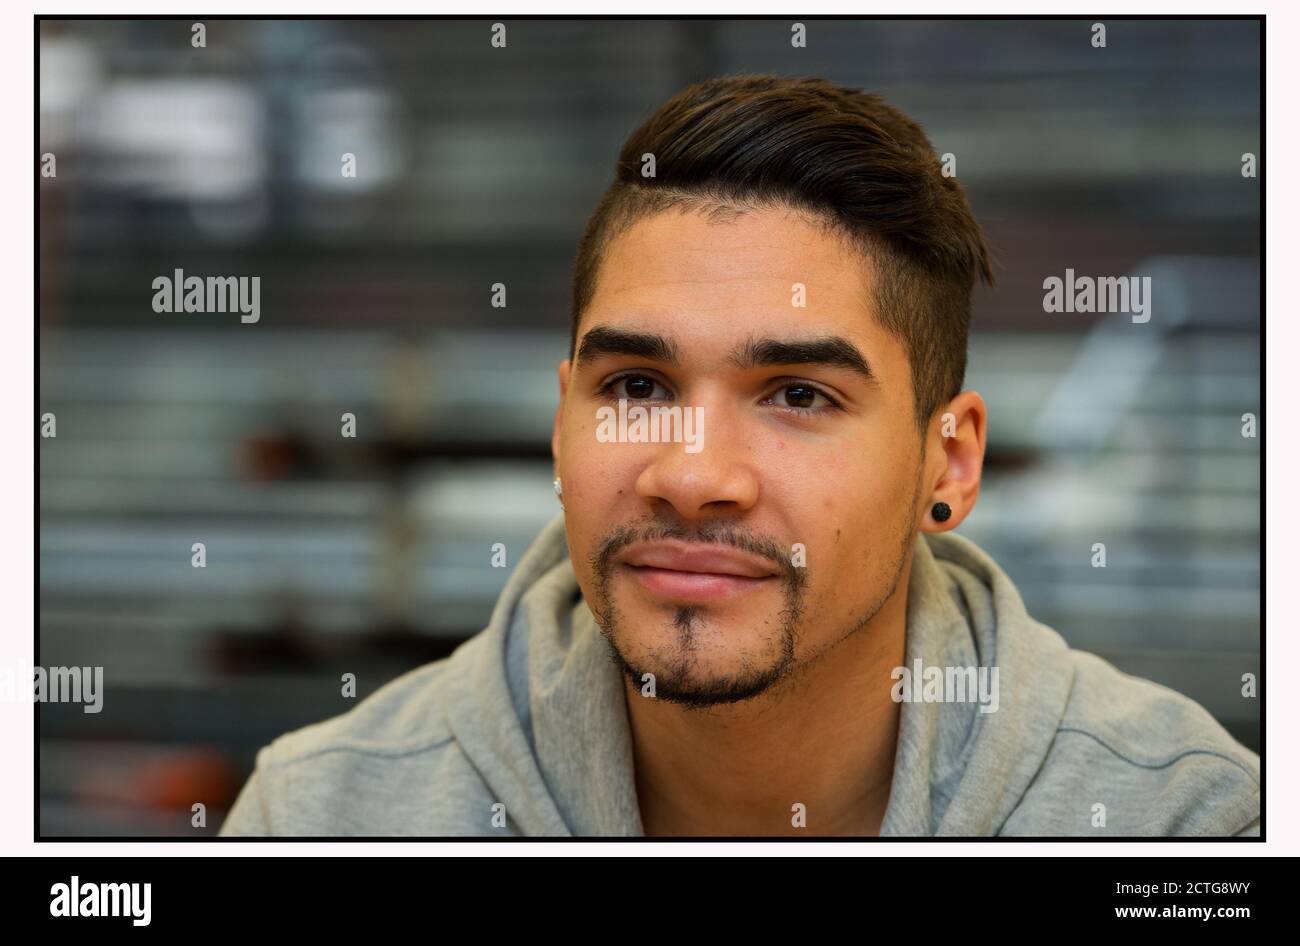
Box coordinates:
[568,73,994,429]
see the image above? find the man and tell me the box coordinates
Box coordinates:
[222,73,1260,837]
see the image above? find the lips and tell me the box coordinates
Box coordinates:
[619,540,778,601]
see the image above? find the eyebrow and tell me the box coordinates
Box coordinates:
[576,326,681,366]
[575,326,876,385]
[729,335,877,385]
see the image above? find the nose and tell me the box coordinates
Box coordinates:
[632,403,760,520]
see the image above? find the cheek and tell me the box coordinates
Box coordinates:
[801,452,912,572]
[559,403,618,493]
[558,410,644,562]
[765,455,859,576]
[561,445,635,510]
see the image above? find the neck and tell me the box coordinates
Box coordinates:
[624,555,912,837]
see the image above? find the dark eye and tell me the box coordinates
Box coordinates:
[601,374,669,401]
[624,374,655,397]
[780,384,819,409]
[767,382,840,414]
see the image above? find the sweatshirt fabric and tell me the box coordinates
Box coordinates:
[220,511,1260,837]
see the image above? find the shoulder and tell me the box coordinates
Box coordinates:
[1006,647,1259,836]
[273,658,457,758]
[219,650,495,837]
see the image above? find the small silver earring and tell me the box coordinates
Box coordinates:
[553,476,563,506]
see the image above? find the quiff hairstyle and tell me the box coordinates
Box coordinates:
[568,73,994,429]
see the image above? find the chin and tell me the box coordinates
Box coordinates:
[629,659,790,708]
[609,614,794,702]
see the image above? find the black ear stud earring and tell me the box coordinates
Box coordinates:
[931,501,952,523]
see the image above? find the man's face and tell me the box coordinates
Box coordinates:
[552,204,926,708]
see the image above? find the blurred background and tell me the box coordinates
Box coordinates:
[38,18,1261,835]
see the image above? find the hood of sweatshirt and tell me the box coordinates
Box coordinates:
[437,510,1081,837]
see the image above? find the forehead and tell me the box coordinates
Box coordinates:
[584,205,898,362]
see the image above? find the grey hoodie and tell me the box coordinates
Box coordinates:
[220,511,1260,837]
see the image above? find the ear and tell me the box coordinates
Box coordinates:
[920,390,987,532]
[551,359,571,466]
